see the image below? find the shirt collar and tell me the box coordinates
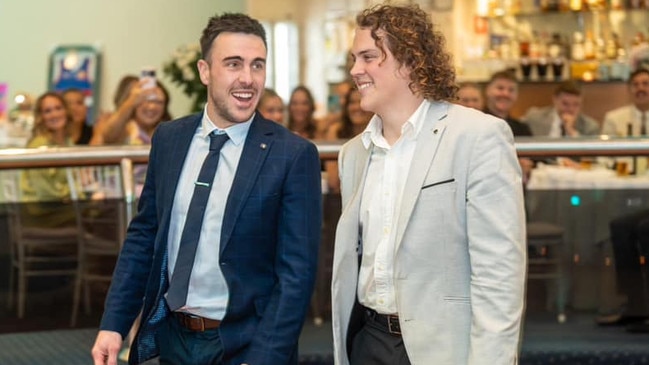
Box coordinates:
[201,105,253,146]
[361,99,430,149]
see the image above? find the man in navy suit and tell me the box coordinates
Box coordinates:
[91,13,322,365]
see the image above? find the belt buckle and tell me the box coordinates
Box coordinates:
[387,315,401,335]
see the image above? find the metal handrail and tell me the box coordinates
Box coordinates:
[2,137,649,170]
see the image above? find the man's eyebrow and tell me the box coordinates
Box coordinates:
[221,56,266,64]
[222,56,243,63]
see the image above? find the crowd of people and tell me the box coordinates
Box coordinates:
[11,3,649,364]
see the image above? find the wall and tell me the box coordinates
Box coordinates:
[0,0,243,119]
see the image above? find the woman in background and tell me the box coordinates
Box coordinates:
[62,88,95,145]
[20,92,76,227]
[96,79,171,145]
[325,87,373,193]
[258,88,285,124]
[287,85,323,139]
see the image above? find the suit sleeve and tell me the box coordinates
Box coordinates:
[245,141,323,364]
[99,129,161,337]
[466,119,527,365]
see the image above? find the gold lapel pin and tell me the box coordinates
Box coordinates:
[260,143,267,149]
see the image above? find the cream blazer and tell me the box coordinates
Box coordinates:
[601,105,642,136]
[331,101,526,365]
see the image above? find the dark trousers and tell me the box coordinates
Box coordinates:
[156,315,224,365]
[610,209,649,316]
[350,309,411,365]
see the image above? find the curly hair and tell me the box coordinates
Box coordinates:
[30,92,73,143]
[356,4,457,101]
[200,13,266,63]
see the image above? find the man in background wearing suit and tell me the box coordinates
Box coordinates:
[331,4,526,365]
[91,13,322,365]
[522,81,600,138]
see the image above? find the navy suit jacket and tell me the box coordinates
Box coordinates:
[99,113,323,365]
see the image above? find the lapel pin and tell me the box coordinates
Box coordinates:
[260,143,267,149]
[433,129,439,134]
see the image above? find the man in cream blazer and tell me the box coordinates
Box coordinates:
[601,69,649,137]
[331,4,526,365]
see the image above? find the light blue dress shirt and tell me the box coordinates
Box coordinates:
[166,110,252,319]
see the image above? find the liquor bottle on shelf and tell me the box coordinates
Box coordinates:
[535,32,550,80]
[519,37,534,80]
[548,32,566,80]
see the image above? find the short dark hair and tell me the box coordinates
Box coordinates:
[200,13,266,63]
[355,4,457,101]
[553,81,581,97]
[628,68,649,86]
[487,69,518,86]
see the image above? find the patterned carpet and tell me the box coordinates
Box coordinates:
[1,314,649,365]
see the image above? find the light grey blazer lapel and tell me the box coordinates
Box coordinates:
[394,101,449,252]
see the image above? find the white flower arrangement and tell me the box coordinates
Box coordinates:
[163,43,206,112]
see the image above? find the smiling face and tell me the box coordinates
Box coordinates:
[134,86,167,131]
[198,32,266,129]
[349,27,413,117]
[485,77,518,118]
[629,71,649,110]
[39,95,68,133]
[62,90,87,125]
[259,94,284,124]
[288,88,314,126]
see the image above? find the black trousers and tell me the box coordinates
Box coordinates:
[610,209,649,316]
[156,315,224,365]
[350,309,411,365]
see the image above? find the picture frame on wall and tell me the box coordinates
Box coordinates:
[48,45,101,123]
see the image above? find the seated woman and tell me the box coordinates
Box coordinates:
[20,92,77,227]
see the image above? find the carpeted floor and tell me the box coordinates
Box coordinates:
[1,313,649,365]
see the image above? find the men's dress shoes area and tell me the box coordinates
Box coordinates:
[627,320,649,333]
[595,312,648,326]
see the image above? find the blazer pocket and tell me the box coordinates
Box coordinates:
[421,178,455,190]
[443,295,470,304]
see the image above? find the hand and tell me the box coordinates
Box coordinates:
[126,79,154,107]
[91,330,123,365]
[560,112,577,137]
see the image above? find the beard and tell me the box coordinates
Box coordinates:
[210,93,256,125]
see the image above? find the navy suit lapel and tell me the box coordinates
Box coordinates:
[220,114,274,254]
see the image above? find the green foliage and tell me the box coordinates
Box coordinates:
[162,43,207,113]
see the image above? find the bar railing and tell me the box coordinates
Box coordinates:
[2,136,649,170]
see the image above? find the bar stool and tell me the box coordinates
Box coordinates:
[527,221,567,323]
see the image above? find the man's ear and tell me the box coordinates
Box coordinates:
[197,59,210,86]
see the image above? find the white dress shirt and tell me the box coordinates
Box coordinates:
[166,110,251,319]
[357,100,428,315]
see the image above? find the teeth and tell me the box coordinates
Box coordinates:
[233,92,253,99]
[358,83,372,90]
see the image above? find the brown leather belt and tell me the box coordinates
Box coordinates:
[173,312,221,332]
[364,307,401,335]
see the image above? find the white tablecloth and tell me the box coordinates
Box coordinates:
[528,164,649,190]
